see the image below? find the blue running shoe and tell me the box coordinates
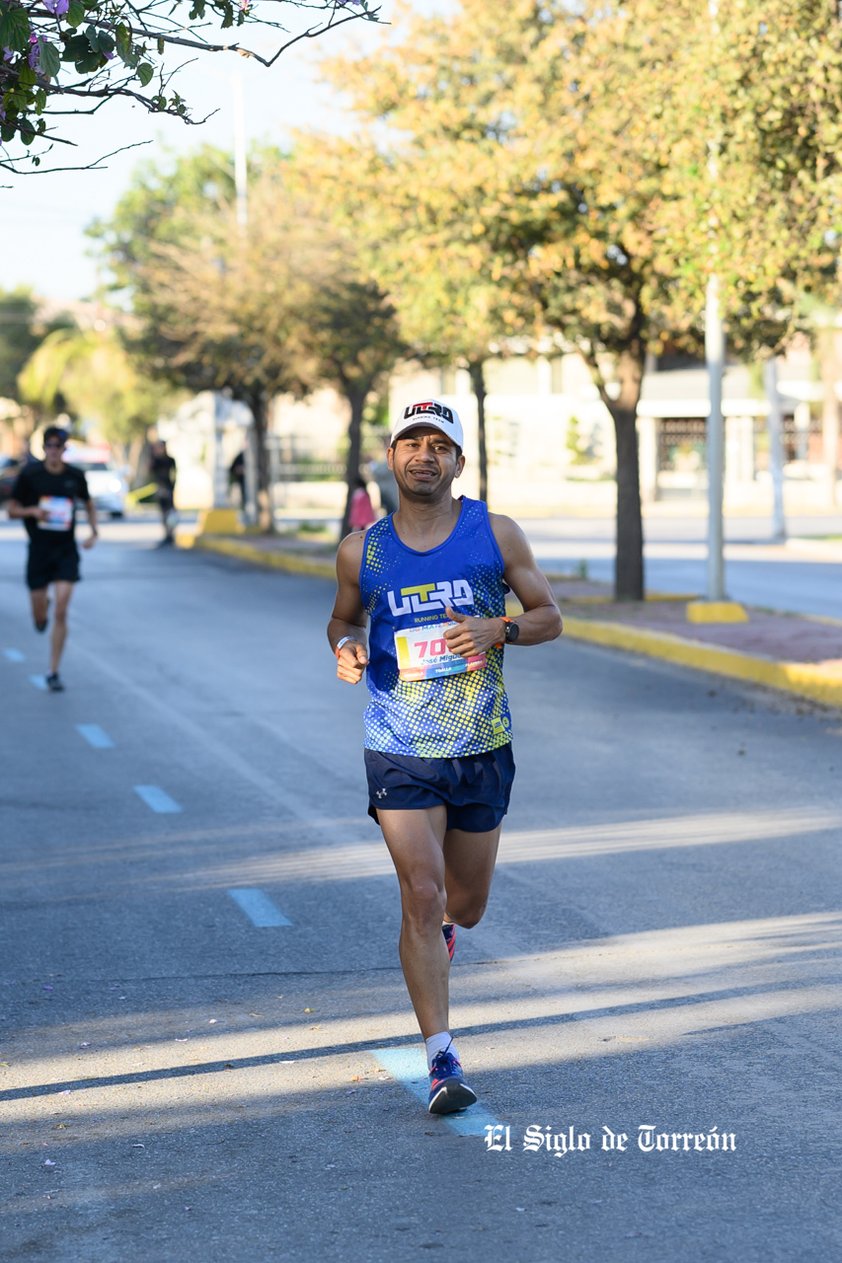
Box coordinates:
[428,1049,477,1115]
[442,922,456,962]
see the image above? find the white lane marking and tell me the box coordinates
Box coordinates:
[134,785,182,814]
[373,1047,503,1136]
[28,675,47,691]
[76,724,115,749]
[227,888,292,927]
[3,649,25,662]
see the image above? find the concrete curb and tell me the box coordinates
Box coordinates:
[190,535,336,580]
[562,615,842,709]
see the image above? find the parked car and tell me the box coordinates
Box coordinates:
[65,446,128,518]
[0,455,24,504]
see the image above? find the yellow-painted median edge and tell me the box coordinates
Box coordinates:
[562,615,842,709]
[190,534,335,579]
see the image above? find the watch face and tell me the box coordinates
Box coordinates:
[505,620,520,643]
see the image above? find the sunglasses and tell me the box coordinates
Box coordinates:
[44,441,65,449]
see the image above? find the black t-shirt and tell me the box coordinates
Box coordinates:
[11,461,90,548]
[150,454,177,492]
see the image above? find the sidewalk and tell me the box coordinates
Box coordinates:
[184,529,842,710]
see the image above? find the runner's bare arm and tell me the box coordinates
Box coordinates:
[82,498,98,549]
[6,498,46,521]
[328,532,369,685]
[444,515,562,657]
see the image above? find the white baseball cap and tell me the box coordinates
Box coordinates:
[390,399,464,450]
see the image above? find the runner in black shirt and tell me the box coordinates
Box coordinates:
[7,426,98,691]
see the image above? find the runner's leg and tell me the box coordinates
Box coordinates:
[30,587,48,630]
[442,825,502,928]
[50,580,74,674]
[377,805,451,1038]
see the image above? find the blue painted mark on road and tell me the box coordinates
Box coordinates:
[227,888,292,927]
[28,675,47,691]
[3,649,25,662]
[373,1047,503,1137]
[134,785,182,814]
[76,724,114,749]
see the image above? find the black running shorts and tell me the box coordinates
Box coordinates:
[364,744,516,833]
[26,545,80,591]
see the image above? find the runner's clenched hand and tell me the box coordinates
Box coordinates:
[336,641,369,684]
[443,607,503,658]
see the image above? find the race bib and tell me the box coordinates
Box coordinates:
[37,496,73,531]
[394,621,486,682]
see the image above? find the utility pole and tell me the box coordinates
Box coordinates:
[705,0,726,601]
[232,68,249,233]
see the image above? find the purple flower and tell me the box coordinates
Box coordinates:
[44,0,71,14]
[28,33,40,70]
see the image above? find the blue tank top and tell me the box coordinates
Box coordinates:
[359,497,512,757]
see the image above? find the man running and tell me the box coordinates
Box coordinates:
[328,399,562,1114]
[7,426,98,692]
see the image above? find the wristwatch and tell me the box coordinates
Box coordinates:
[501,616,520,644]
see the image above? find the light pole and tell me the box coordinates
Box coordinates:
[705,0,726,601]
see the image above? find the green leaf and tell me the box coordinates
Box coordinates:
[137,62,154,87]
[66,0,85,29]
[0,6,30,53]
[40,41,61,79]
[97,31,114,55]
[74,53,102,74]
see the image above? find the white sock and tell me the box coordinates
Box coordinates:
[425,1031,458,1070]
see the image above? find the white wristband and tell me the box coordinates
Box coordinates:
[335,635,358,657]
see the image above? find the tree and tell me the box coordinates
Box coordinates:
[0,286,41,401]
[313,22,539,505]
[291,221,406,537]
[0,0,381,174]
[321,0,842,598]
[94,152,403,533]
[17,323,177,458]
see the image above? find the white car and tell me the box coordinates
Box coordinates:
[65,447,128,518]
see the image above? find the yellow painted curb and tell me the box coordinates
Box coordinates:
[686,600,748,624]
[192,535,335,579]
[196,508,243,535]
[562,615,842,708]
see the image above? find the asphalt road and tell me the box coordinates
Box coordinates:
[1,519,841,1262]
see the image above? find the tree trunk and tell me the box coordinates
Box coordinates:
[611,405,645,600]
[468,360,488,503]
[247,389,274,533]
[608,348,645,601]
[340,385,367,539]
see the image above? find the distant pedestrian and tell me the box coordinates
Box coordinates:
[229,450,246,507]
[6,425,98,692]
[150,440,177,545]
[348,476,377,531]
